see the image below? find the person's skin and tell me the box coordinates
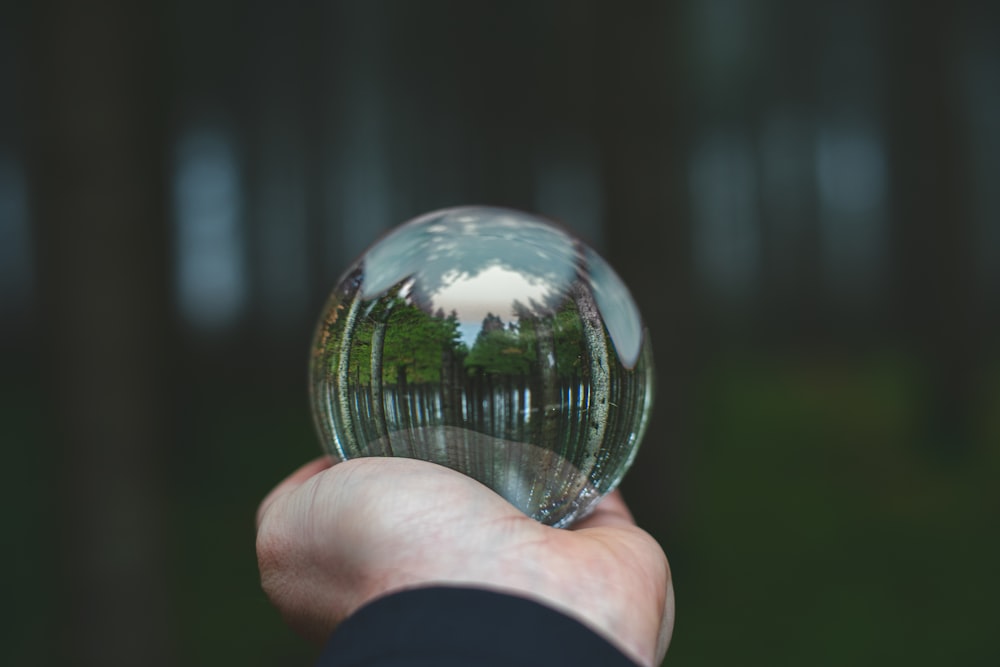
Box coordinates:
[256,456,675,666]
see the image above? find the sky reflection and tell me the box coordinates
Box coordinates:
[360,206,644,366]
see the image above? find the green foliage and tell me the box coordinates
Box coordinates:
[463,299,587,379]
[337,296,465,385]
[464,313,533,376]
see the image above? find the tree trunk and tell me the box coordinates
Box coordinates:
[335,293,362,456]
[885,0,977,459]
[370,318,389,448]
[571,278,610,469]
[25,2,173,664]
[595,1,693,536]
[533,313,560,449]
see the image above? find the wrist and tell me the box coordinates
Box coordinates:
[358,529,664,667]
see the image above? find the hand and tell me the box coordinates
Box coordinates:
[256,457,674,666]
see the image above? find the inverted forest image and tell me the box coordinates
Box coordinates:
[310,244,653,528]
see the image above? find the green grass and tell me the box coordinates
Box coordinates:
[663,353,1000,666]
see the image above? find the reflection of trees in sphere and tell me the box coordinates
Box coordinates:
[310,207,654,527]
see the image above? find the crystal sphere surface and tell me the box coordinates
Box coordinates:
[309,206,654,527]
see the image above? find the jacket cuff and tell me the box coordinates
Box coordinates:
[317,586,639,667]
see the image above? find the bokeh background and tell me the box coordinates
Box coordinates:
[2,1,998,665]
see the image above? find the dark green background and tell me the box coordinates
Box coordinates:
[2,1,997,665]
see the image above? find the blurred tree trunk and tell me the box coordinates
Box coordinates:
[24,2,174,665]
[758,3,825,343]
[595,1,695,537]
[885,1,977,459]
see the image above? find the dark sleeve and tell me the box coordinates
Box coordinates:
[315,586,640,667]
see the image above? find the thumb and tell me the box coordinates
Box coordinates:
[569,490,636,531]
[256,455,334,528]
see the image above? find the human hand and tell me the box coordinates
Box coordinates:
[256,457,674,666]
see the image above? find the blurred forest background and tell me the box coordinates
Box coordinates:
[2,1,998,665]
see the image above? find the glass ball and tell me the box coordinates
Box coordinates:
[309,206,654,527]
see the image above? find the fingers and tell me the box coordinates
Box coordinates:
[656,575,676,662]
[570,489,636,531]
[256,455,335,528]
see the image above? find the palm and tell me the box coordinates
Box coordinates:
[257,457,673,666]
